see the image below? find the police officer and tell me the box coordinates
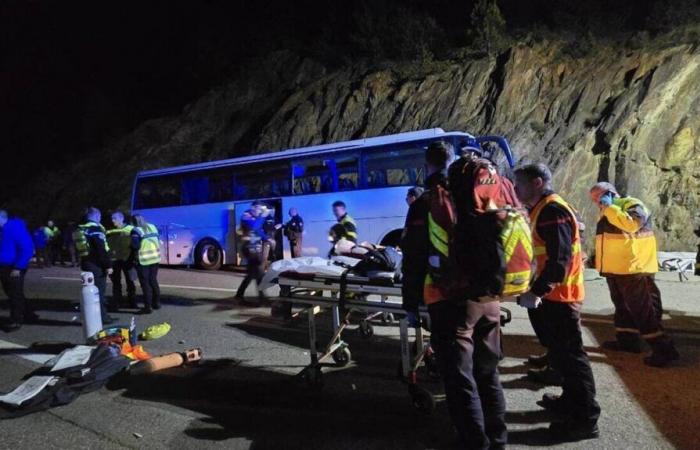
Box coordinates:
[74,207,115,324]
[106,211,137,310]
[590,181,679,367]
[331,200,357,243]
[515,164,600,441]
[235,201,269,304]
[402,141,507,449]
[261,205,282,265]
[284,208,304,258]
[130,214,161,314]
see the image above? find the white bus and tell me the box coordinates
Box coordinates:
[131,128,515,270]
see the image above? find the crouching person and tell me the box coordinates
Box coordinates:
[402,141,506,449]
[515,164,600,441]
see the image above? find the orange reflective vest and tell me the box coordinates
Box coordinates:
[529,194,585,303]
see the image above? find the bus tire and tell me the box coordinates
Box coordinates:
[195,238,223,270]
[380,229,403,248]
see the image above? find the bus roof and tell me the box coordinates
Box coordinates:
[137,128,475,177]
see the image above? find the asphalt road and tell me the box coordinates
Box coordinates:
[1,265,699,449]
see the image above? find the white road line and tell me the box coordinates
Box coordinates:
[0,339,54,364]
[41,276,237,293]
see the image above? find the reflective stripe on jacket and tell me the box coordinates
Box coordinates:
[74,222,109,258]
[530,194,585,302]
[338,214,357,242]
[595,197,658,276]
[133,223,161,266]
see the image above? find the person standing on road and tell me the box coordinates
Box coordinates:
[402,141,507,449]
[515,164,600,442]
[106,211,137,310]
[590,181,679,367]
[0,209,37,331]
[32,225,49,268]
[283,208,304,258]
[63,222,78,267]
[331,201,357,243]
[261,205,282,267]
[131,214,161,314]
[43,220,62,265]
[74,207,115,324]
[235,201,269,304]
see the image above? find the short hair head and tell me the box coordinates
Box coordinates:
[590,181,619,203]
[514,163,553,184]
[332,200,346,209]
[426,141,454,171]
[132,213,147,228]
[85,207,101,222]
[111,211,125,221]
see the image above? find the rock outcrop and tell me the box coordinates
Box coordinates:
[41,42,700,250]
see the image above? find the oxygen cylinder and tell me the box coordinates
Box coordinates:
[80,271,103,341]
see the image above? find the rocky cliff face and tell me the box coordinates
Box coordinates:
[42,41,700,250]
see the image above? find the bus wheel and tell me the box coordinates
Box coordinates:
[380,229,403,248]
[195,239,223,270]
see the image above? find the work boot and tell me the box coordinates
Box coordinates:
[602,333,643,353]
[527,352,549,368]
[644,338,680,368]
[139,307,153,315]
[127,298,139,309]
[24,311,40,324]
[537,393,567,414]
[527,365,563,385]
[152,302,161,310]
[549,420,599,442]
[102,315,116,325]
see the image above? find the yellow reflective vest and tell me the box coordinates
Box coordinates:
[595,197,658,276]
[133,223,161,266]
[106,225,134,261]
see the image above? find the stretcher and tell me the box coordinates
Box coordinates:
[263,257,512,414]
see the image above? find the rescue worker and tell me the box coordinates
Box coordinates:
[106,211,137,310]
[402,141,507,449]
[283,208,304,258]
[235,201,269,304]
[405,186,424,206]
[0,209,36,331]
[63,222,78,267]
[590,181,679,367]
[74,207,115,324]
[514,164,600,441]
[130,214,161,314]
[261,205,282,266]
[331,201,357,243]
[40,220,60,265]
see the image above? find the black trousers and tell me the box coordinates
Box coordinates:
[429,300,507,450]
[111,259,136,305]
[236,245,264,298]
[607,275,664,339]
[0,266,28,323]
[289,239,303,258]
[81,261,109,319]
[540,300,600,424]
[136,264,160,308]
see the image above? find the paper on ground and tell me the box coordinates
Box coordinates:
[0,376,58,406]
[50,345,95,372]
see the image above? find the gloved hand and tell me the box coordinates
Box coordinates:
[599,192,613,208]
[406,310,421,328]
[517,291,542,309]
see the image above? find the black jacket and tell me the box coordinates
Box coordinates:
[401,171,446,312]
[81,223,112,270]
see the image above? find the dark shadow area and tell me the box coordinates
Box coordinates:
[0,341,74,357]
[108,359,456,450]
[580,311,700,450]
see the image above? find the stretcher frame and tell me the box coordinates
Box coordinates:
[271,272,439,413]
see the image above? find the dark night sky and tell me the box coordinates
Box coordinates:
[0,0,691,203]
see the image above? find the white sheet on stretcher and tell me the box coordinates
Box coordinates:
[260,256,359,291]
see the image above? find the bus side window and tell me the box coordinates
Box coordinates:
[182,176,209,205]
[364,145,425,188]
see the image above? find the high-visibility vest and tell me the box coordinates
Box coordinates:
[133,223,161,266]
[530,194,585,302]
[73,222,110,258]
[339,214,357,242]
[594,197,658,276]
[106,224,134,261]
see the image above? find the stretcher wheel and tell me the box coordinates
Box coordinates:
[381,313,396,324]
[332,347,352,367]
[358,320,374,339]
[409,385,435,414]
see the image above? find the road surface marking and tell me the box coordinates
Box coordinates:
[42,276,237,293]
[0,339,54,364]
